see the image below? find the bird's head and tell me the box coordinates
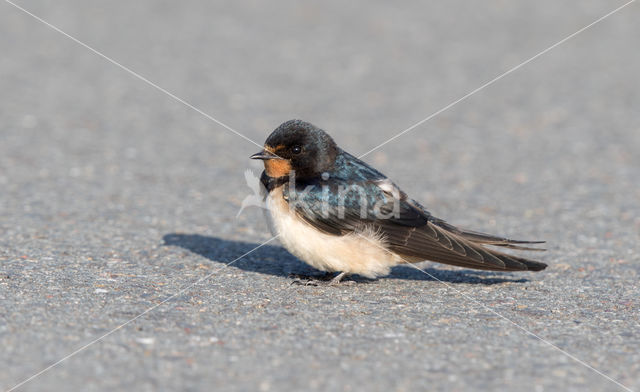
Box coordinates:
[251,120,338,179]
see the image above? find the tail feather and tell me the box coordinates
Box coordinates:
[433,221,546,251]
[410,241,548,272]
[391,220,548,272]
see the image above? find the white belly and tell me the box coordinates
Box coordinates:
[263,185,402,278]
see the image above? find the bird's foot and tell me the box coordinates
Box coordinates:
[290,271,351,286]
[328,271,348,285]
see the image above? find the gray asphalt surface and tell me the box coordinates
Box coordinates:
[1,1,639,391]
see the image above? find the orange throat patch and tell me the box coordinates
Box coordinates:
[264,159,292,178]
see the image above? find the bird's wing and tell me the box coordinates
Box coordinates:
[428,220,546,251]
[286,175,546,272]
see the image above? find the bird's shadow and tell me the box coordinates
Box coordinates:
[162,233,529,285]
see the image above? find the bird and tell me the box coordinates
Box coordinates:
[251,119,547,284]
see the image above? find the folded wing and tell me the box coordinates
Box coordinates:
[287,173,546,272]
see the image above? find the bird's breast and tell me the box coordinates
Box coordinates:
[263,185,402,278]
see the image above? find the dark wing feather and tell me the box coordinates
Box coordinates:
[430,220,546,251]
[382,220,547,271]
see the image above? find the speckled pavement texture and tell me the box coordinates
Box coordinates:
[1,1,639,391]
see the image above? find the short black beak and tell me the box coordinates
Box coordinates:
[250,150,282,160]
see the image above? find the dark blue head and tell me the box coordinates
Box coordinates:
[251,120,339,179]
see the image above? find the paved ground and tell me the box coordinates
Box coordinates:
[1,1,639,391]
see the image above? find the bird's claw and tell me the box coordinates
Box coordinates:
[289,271,350,286]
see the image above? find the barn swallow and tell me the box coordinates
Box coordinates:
[251,119,546,284]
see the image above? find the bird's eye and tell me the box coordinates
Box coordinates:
[291,145,302,154]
